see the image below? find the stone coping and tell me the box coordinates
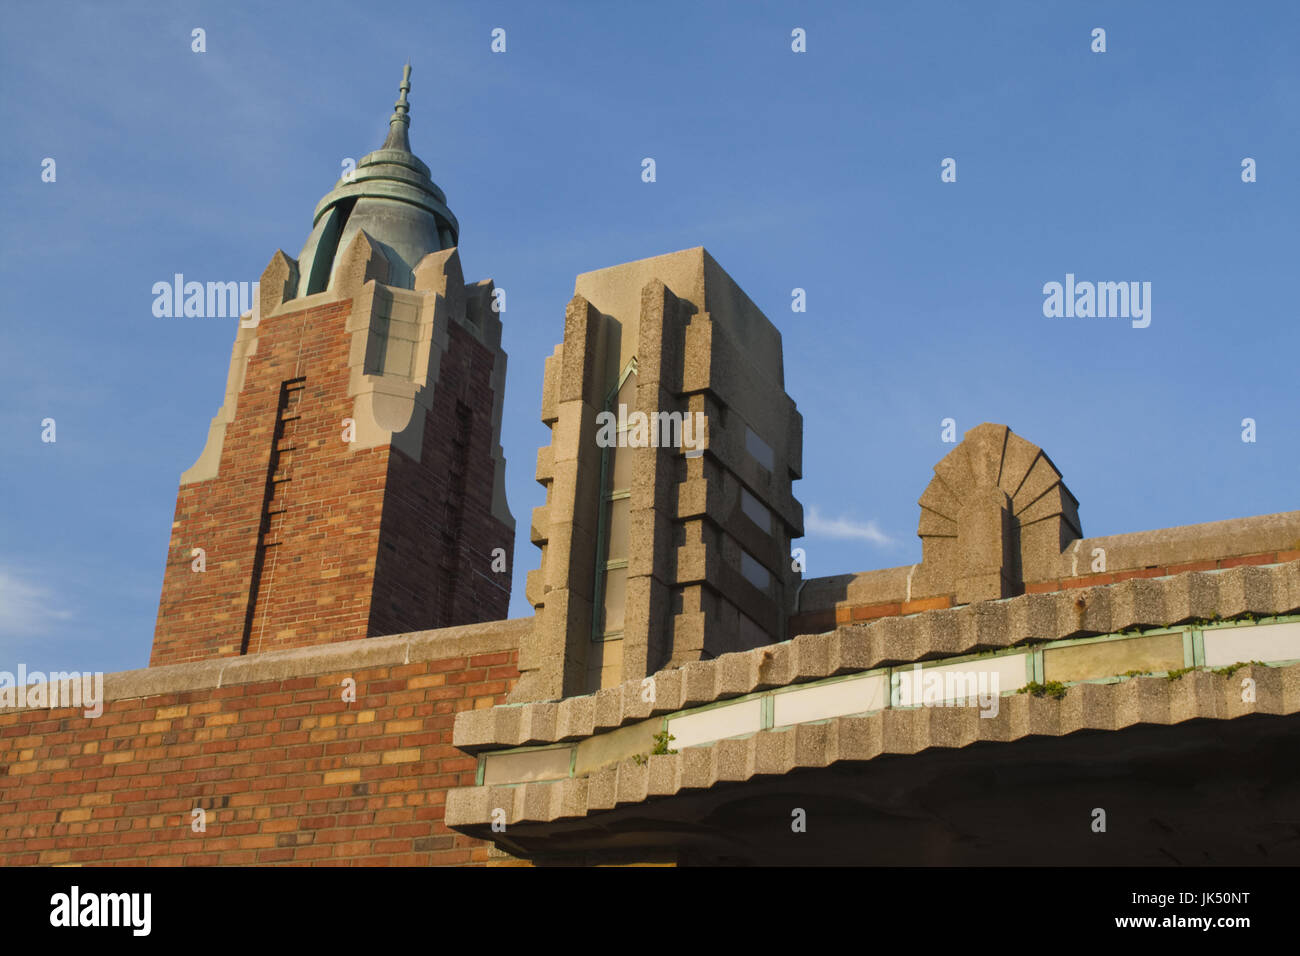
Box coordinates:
[1066,512,1300,581]
[0,617,530,715]
[452,560,1300,751]
[796,511,1300,613]
[445,659,1300,830]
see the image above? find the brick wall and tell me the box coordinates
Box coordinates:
[153,299,377,665]
[0,623,522,866]
[152,295,512,667]
[372,320,514,634]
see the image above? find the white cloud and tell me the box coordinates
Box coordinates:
[804,506,895,546]
[0,566,74,639]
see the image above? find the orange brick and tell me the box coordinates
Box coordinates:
[408,674,447,689]
[901,595,952,614]
[1112,568,1165,582]
[1220,553,1275,568]
[853,602,902,622]
[1062,573,1113,588]
[381,749,421,765]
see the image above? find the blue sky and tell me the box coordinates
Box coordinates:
[2,1,1296,674]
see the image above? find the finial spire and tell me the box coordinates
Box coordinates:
[381,63,413,152]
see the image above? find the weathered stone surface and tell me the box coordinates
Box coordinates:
[913,423,1080,601]
[444,658,1300,830]
[518,248,804,702]
[454,559,1300,750]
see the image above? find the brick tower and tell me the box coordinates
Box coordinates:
[152,66,514,666]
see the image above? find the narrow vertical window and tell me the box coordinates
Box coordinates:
[593,360,637,641]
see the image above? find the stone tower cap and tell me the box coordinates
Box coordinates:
[295,64,460,294]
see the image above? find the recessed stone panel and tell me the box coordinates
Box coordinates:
[574,718,661,776]
[1044,634,1184,683]
[1204,621,1300,667]
[482,746,572,786]
[773,674,887,727]
[668,698,763,750]
[894,654,1027,707]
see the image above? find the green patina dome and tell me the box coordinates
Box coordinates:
[296,64,459,295]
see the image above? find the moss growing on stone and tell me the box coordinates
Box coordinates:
[1019,680,1068,700]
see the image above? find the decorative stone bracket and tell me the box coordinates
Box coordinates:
[912,423,1081,603]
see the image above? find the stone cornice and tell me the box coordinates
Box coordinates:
[446,658,1300,830]
[1,618,529,715]
[453,560,1300,752]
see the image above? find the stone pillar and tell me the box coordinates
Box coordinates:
[518,248,803,702]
